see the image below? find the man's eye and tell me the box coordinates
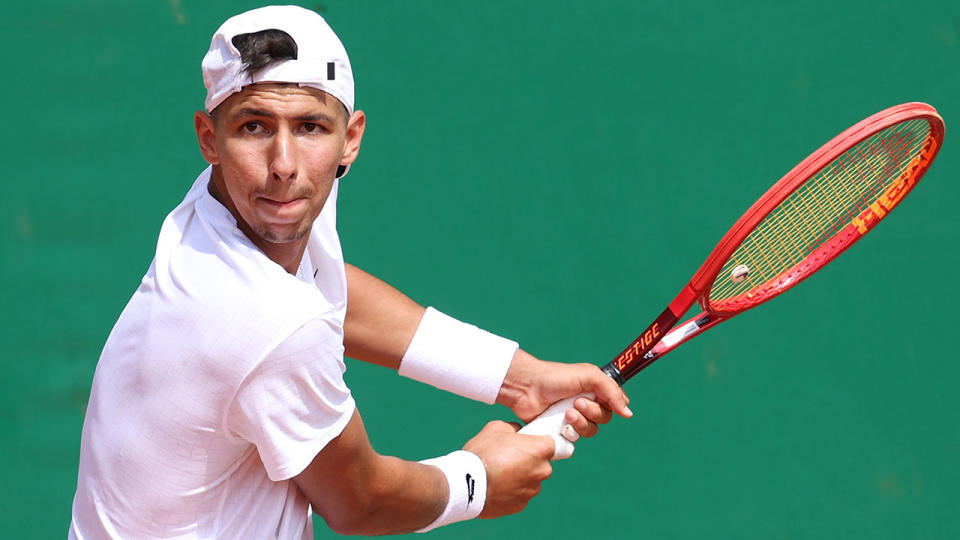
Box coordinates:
[303,123,322,133]
[243,122,264,133]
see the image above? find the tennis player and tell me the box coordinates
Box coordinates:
[69,6,630,538]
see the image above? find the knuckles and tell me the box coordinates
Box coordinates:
[537,463,553,481]
[483,419,512,432]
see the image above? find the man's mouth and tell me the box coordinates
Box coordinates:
[259,196,305,208]
[256,196,308,221]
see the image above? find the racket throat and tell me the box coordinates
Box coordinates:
[602,308,680,384]
[602,350,661,385]
[602,313,716,385]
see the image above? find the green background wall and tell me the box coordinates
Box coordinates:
[2,1,958,538]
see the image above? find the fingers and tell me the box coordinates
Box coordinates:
[563,407,598,438]
[522,432,563,460]
[560,396,613,439]
[560,364,630,439]
[541,440,562,462]
[466,420,556,518]
[575,396,613,425]
[579,364,632,418]
[479,420,554,458]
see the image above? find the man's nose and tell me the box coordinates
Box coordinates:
[269,127,297,181]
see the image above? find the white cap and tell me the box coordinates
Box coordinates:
[201,5,354,115]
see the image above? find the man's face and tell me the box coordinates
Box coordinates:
[195,84,364,247]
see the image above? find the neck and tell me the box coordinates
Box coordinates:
[253,234,308,275]
[207,169,307,275]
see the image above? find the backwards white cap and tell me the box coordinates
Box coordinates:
[201,5,354,115]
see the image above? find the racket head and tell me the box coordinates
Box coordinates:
[690,102,944,316]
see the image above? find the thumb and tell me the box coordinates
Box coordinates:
[527,433,560,459]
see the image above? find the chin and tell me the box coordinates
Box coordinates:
[253,222,311,244]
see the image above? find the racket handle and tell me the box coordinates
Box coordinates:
[517,392,595,460]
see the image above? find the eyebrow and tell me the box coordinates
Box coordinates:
[233,108,337,125]
[234,107,273,119]
[296,112,338,124]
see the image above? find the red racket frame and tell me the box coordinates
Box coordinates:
[603,102,944,385]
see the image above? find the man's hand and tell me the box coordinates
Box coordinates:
[462,420,556,518]
[496,350,632,438]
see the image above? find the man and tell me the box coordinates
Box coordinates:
[70,6,630,538]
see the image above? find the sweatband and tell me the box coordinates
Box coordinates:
[399,307,517,404]
[416,450,487,532]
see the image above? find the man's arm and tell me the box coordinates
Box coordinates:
[293,408,555,535]
[342,263,423,370]
[342,264,632,429]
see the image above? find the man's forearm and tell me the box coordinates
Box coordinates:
[295,411,453,535]
[344,264,518,404]
[323,455,450,535]
[342,263,425,369]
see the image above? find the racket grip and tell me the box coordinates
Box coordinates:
[517,392,595,460]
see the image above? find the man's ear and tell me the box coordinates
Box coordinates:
[194,110,220,165]
[339,110,366,168]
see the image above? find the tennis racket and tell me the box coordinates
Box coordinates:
[519,102,944,459]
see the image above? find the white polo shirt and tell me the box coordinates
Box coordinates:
[70,167,355,539]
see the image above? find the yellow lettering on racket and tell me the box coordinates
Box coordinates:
[615,323,661,371]
[615,350,633,371]
[851,151,924,235]
[882,152,923,211]
[852,216,870,234]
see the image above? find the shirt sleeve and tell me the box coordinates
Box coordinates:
[227,317,356,481]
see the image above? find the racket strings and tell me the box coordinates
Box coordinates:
[803,133,912,244]
[719,126,920,295]
[712,121,926,299]
[708,118,931,305]
[778,130,914,250]
[720,147,893,290]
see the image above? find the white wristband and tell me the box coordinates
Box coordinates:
[417,450,487,532]
[399,307,518,404]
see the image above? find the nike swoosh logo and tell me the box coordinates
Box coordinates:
[465,473,475,504]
